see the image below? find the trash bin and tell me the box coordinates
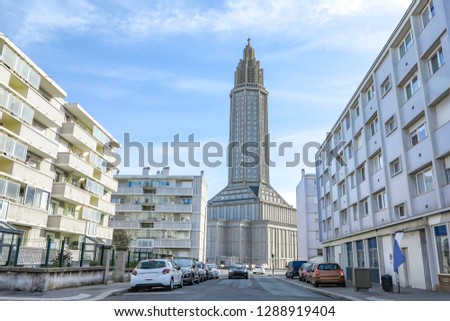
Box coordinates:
[381,274,393,292]
[352,268,371,291]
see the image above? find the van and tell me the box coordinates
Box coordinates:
[285,260,307,278]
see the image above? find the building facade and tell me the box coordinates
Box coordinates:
[0,33,120,265]
[296,170,322,262]
[111,167,208,261]
[316,0,450,291]
[207,40,297,268]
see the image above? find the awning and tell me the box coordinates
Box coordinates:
[0,221,23,235]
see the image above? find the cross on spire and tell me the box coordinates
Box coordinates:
[247,37,251,46]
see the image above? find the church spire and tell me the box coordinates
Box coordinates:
[234,38,264,86]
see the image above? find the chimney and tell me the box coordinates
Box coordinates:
[162,166,170,176]
[142,167,151,176]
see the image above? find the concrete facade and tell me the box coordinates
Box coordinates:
[207,40,297,268]
[0,33,119,266]
[316,0,450,290]
[112,167,208,261]
[296,170,322,262]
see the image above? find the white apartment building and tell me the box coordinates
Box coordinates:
[296,170,322,262]
[0,33,119,265]
[111,167,208,261]
[316,0,450,291]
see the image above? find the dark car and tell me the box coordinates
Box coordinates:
[310,263,346,288]
[173,258,199,285]
[195,261,207,282]
[299,262,313,282]
[285,260,307,278]
[228,264,248,279]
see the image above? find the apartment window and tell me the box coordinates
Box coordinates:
[340,209,348,225]
[355,132,363,150]
[0,199,9,221]
[366,83,375,102]
[372,152,383,173]
[356,240,365,267]
[344,114,351,130]
[421,1,435,28]
[339,181,346,196]
[331,175,336,185]
[446,157,450,184]
[0,178,20,201]
[404,74,420,101]
[346,242,354,267]
[381,76,392,96]
[395,203,406,218]
[368,116,379,137]
[376,190,387,211]
[368,238,379,268]
[24,186,50,210]
[333,200,338,211]
[352,104,360,120]
[360,198,369,216]
[352,204,358,221]
[399,31,413,58]
[359,164,366,182]
[415,166,434,195]
[326,217,332,231]
[409,122,428,147]
[349,172,356,189]
[390,158,402,176]
[428,47,445,76]
[346,142,353,159]
[385,116,397,135]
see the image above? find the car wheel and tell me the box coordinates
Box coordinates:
[178,278,184,288]
[313,280,318,288]
[167,278,174,291]
[129,287,137,293]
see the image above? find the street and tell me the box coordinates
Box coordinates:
[104,272,345,301]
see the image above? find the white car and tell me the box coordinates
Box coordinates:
[253,265,266,274]
[130,259,183,291]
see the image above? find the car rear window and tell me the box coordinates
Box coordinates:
[317,263,340,270]
[138,260,167,269]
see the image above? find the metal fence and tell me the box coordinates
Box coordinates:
[1,237,108,268]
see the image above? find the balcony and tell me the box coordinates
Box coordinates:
[116,186,143,194]
[96,225,113,240]
[156,187,193,196]
[94,197,115,214]
[115,203,142,212]
[46,215,86,235]
[25,84,65,126]
[16,122,59,159]
[109,220,141,229]
[6,202,48,228]
[154,221,191,231]
[0,155,53,189]
[56,152,94,178]
[153,239,191,248]
[60,122,97,151]
[155,204,192,213]
[99,172,117,192]
[52,182,91,206]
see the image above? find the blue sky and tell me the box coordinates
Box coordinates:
[0,0,412,205]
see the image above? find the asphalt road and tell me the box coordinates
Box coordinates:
[104,273,345,301]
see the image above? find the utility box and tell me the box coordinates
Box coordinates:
[352,268,372,291]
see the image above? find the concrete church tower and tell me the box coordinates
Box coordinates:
[207,40,297,268]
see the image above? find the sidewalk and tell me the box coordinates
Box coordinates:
[0,271,449,301]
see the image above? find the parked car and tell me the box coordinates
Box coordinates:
[173,258,199,285]
[310,263,346,288]
[285,260,307,278]
[305,263,316,283]
[299,262,313,282]
[253,265,266,275]
[195,261,207,282]
[130,259,183,292]
[228,263,249,279]
[206,263,220,279]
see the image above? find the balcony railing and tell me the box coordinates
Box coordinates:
[7,202,48,228]
[109,221,141,229]
[96,224,113,240]
[154,221,191,230]
[60,122,97,151]
[116,186,143,194]
[153,239,191,248]
[155,204,192,213]
[95,197,115,214]
[156,187,193,196]
[100,172,118,192]
[0,155,54,189]
[46,215,86,235]
[56,152,94,178]
[52,182,91,206]
[115,204,142,212]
